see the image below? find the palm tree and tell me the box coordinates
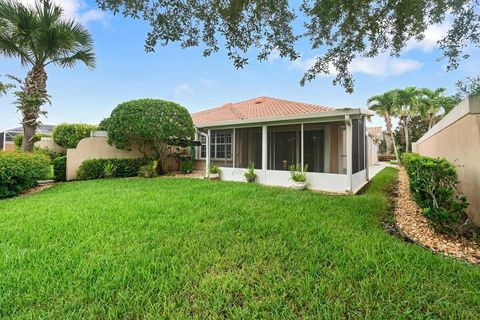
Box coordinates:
[419,87,446,129]
[397,87,422,153]
[0,0,95,151]
[368,91,400,162]
[0,75,15,97]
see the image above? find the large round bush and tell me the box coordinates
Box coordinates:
[0,152,50,198]
[103,99,194,172]
[53,123,97,149]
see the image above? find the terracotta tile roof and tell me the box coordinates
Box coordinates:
[192,96,334,126]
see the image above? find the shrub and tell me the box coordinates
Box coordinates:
[104,99,194,173]
[13,133,45,148]
[53,156,67,182]
[180,160,194,174]
[53,123,97,149]
[244,162,257,183]
[139,161,158,178]
[403,153,468,232]
[208,165,221,174]
[289,164,308,182]
[77,158,147,180]
[33,147,65,161]
[0,152,50,198]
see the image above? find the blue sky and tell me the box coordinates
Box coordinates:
[1,0,478,132]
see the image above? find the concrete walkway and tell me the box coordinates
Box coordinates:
[368,162,389,180]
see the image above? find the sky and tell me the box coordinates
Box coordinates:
[1,0,478,132]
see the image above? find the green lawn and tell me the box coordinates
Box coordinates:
[0,168,479,318]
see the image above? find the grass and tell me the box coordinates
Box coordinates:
[0,168,479,318]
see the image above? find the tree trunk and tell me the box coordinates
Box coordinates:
[403,116,410,153]
[428,113,435,130]
[21,65,48,152]
[384,113,393,155]
[391,132,400,163]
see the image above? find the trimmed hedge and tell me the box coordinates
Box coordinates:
[77,158,147,180]
[13,134,45,148]
[53,156,67,182]
[53,123,97,149]
[0,152,50,198]
[403,153,468,232]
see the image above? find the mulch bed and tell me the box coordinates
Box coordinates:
[20,183,54,196]
[394,167,480,264]
[163,171,206,179]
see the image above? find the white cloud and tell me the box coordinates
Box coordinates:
[199,78,218,87]
[17,0,105,25]
[173,83,193,97]
[405,23,450,52]
[267,49,281,62]
[290,53,423,77]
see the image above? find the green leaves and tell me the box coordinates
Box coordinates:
[96,0,479,92]
[53,123,98,149]
[104,99,195,170]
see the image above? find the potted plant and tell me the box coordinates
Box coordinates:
[289,164,308,190]
[208,164,221,179]
[244,162,257,183]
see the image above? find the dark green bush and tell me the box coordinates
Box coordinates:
[53,123,97,149]
[180,160,194,173]
[0,152,50,198]
[403,153,468,232]
[77,158,147,180]
[104,99,194,173]
[13,133,45,148]
[53,156,67,182]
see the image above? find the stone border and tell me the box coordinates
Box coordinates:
[394,167,480,264]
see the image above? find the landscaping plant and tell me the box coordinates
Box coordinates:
[180,160,194,174]
[244,162,257,183]
[208,165,221,179]
[403,153,469,233]
[53,123,97,149]
[0,152,50,198]
[101,99,194,174]
[53,156,67,182]
[289,164,308,183]
[0,0,95,152]
[138,161,158,178]
[77,158,147,180]
[103,162,117,179]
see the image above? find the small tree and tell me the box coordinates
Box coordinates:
[53,123,98,148]
[103,99,194,173]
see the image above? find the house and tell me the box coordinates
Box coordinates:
[0,125,56,151]
[192,97,375,193]
[367,127,383,167]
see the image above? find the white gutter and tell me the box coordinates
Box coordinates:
[195,129,209,177]
[195,108,373,129]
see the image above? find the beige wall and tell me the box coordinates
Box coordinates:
[66,137,180,180]
[34,139,66,154]
[414,96,480,227]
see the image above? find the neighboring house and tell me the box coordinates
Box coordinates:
[192,96,374,193]
[367,127,383,167]
[0,125,56,151]
[413,95,480,227]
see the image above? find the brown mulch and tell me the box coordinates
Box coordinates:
[163,171,206,179]
[394,167,480,264]
[20,183,54,196]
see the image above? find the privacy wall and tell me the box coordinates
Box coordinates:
[413,95,480,227]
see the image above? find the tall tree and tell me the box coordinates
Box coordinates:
[0,75,14,97]
[0,0,95,151]
[367,91,400,162]
[95,0,480,93]
[419,87,446,129]
[397,87,423,153]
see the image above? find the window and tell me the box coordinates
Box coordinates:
[352,118,366,174]
[199,130,233,160]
